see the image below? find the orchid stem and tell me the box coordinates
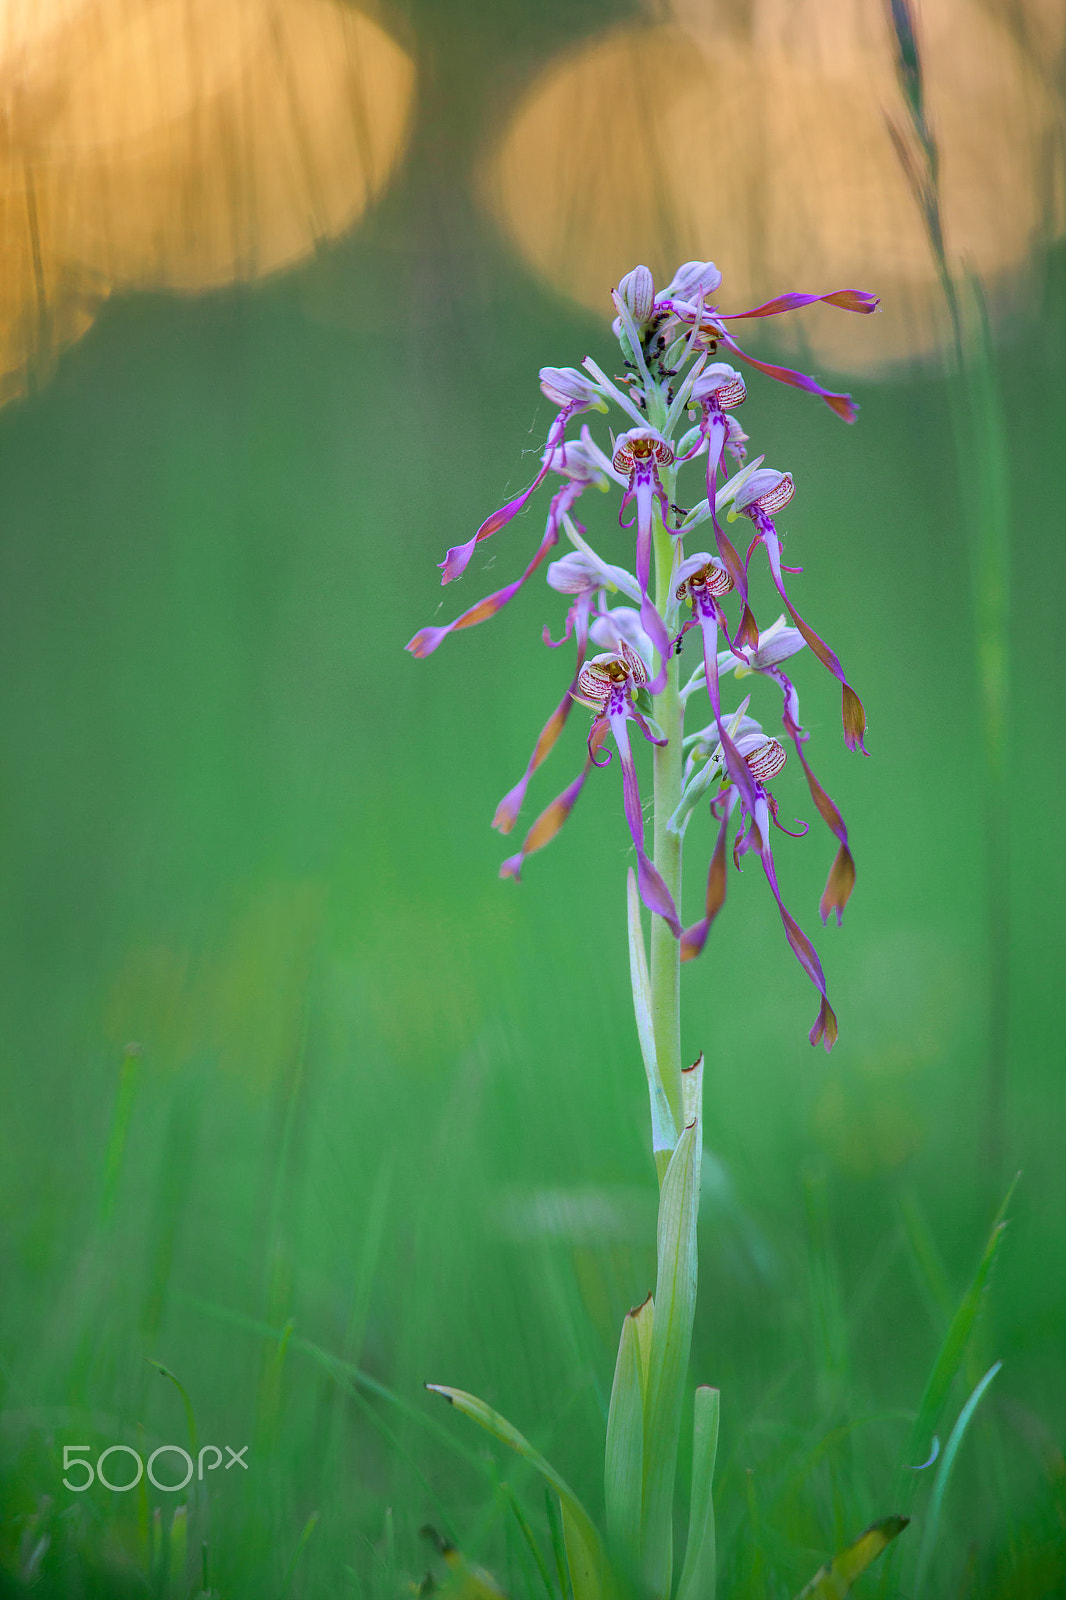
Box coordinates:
[650,478,685,1133]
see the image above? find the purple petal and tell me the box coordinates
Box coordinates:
[718,290,880,320]
[609,704,681,935]
[755,515,868,754]
[754,828,838,1051]
[410,483,580,659]
[493,599,592,832]
[439,405,575,585]
[680,801,732,962]
[499,761,592,880]
[717,330,860,423]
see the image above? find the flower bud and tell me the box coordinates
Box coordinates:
[661,260,722,304]
[539,366,604,410]
[691,364,746,411]
[734,469,795,516]
[617,265,656,326]
[589,607,654,672]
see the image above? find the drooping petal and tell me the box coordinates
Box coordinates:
[716,329,860,423]
[494,593,594,832]
[439,404,577,585]
[753,514,868,753]
[680,799,733,962]
[717,290,881,320]
[608,699,681,935]
[692,602,761,819]
[499,761,593,880]
[794,740,856,925]
[753,660,855,926]
[409,482,581,658]
[752,824,838,1051]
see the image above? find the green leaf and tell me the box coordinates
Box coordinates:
[794,1515,909,1599]
[914,1362,1002,1598]
[641,1117,702,1597]
[675,1386,719,1600]
[626,869,677,1176]
[605,1305,646,1564]
[426,1385,604,1600]
[902,1175,1016,1490]
[681,1056,704,1130]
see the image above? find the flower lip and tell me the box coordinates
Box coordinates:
[612,427,674,473]
[745,738,787,783]
[734,468,796,516]
[691,364,746,411]
[575,641,648,707]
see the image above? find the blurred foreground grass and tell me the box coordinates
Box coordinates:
[0,189,1064,1598]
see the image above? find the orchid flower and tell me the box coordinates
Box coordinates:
[679,364,758,644]
[678,722,838,1050]
[437,367,608,585]
[574,643,682,935]
[729,469,869,754]
[673,552,761,815]
[611,426,677,683]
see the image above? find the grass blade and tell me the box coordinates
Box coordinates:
[794,1515,909,1599]
[676,1386,719,1600]
[902,1176,1016,1490]
[914,1362,1002,1598]
[426,1386,604,1600]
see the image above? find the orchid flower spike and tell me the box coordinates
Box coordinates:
[731,470,868,755]
[681,723,838,1050]
[437,367,607,586]
[575,643,682,936]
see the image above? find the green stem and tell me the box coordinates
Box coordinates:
[650,475,684,1132]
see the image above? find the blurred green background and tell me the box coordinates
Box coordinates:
[0,2,1064,1597]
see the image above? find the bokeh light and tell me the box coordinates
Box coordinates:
[483,0,1065,370]
[0,0,414,402]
